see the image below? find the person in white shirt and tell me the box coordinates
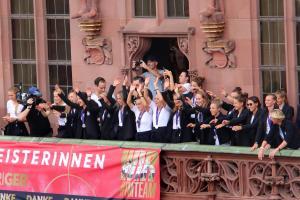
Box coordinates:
[127,82,153,142]
[2,87,28,136]
[145,78,172,143]
[177,71,191,95]
[49,90,68,138]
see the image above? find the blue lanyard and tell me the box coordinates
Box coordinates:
[137,111,145,128]
[80,110,85,126]
[198,112,203,123]
[175,111,180,126]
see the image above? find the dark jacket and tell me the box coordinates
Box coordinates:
[97,85,116,140]
[202,113,231,145]
[265,119,300,149]
[189,105,211,144]
[241,108,262,146]
[59,93,79,138]
[222,101,234,112]
[296,105,300,129]
[60,92,100,139]
[109,85,136,141]
[281,104,294,121]
[226,107,251,146]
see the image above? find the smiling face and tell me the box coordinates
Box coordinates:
[210,103,220,116]
[68,92,78,104]
[195,93,204,107]
[276,95,284,106]
[146,60,158,70]
[53,91,62,104]
[233,98,244,110]
[135,98,144,111]
[247,99,258,112]
[7,91,16,101]
[265,95,276,108]
[173,94,182,108]
[179,72,188,84]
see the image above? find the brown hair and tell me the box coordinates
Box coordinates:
[195,89,210,108]
[192,76,205,88]
[274,90,288,104]
[235,92,248,107]
[210,98,223,109]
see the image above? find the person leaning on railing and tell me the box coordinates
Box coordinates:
[257,109,300,160]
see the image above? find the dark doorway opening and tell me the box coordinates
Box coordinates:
[143,38,189,81]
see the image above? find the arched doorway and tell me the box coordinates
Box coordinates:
[124,35,191,81]
[143,38,189,81]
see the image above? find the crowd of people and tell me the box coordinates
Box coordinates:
[2,56,300,159]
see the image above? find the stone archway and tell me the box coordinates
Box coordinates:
[123,34,197,79]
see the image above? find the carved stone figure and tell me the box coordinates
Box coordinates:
[82,36,113,65]
[72,0,99,19]
[200,0,236,68]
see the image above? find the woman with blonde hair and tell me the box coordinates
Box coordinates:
[2,87,28,136]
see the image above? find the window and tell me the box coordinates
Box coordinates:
[296,0,300,101]
[166,0,189,17]
[11,0,37,91]
[46,0,72,98]
[259,0,286,97]
[134,0,156,17]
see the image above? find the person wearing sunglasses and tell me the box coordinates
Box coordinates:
[231,96,262,147]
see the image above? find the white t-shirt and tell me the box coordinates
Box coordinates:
[150,101,172,129]
[131,106,153,132]
[6,100,23,118]
[182,83,191,94]
[91,93,102,107]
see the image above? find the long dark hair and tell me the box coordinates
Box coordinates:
[248,96,261,108]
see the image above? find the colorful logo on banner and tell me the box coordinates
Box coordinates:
[0,141,160,200]
[120,150,159,199]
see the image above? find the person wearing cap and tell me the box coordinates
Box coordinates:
[139,55,164,95]
[257,109,300,160]
[18,86,52,137]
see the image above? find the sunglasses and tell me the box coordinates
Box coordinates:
[247,103,253,106]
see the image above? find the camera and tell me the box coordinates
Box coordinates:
[132,60,143,71]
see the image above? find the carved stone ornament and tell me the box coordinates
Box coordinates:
[200,0,236,68]
[82,36,113,65]
[72,0,113,65]
[160,151,300,200]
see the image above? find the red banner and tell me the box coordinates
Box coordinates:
[0,141,160,200]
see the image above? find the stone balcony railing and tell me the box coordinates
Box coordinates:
[1,136,300,200]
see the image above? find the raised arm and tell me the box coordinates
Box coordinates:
[140,61,162,78]
[127,85,136,109]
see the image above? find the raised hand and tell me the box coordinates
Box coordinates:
[221,88,228,97]
[86,87,93,97]
[185,97,192,106]
[113,78,121,87]
[129,84,136,92]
